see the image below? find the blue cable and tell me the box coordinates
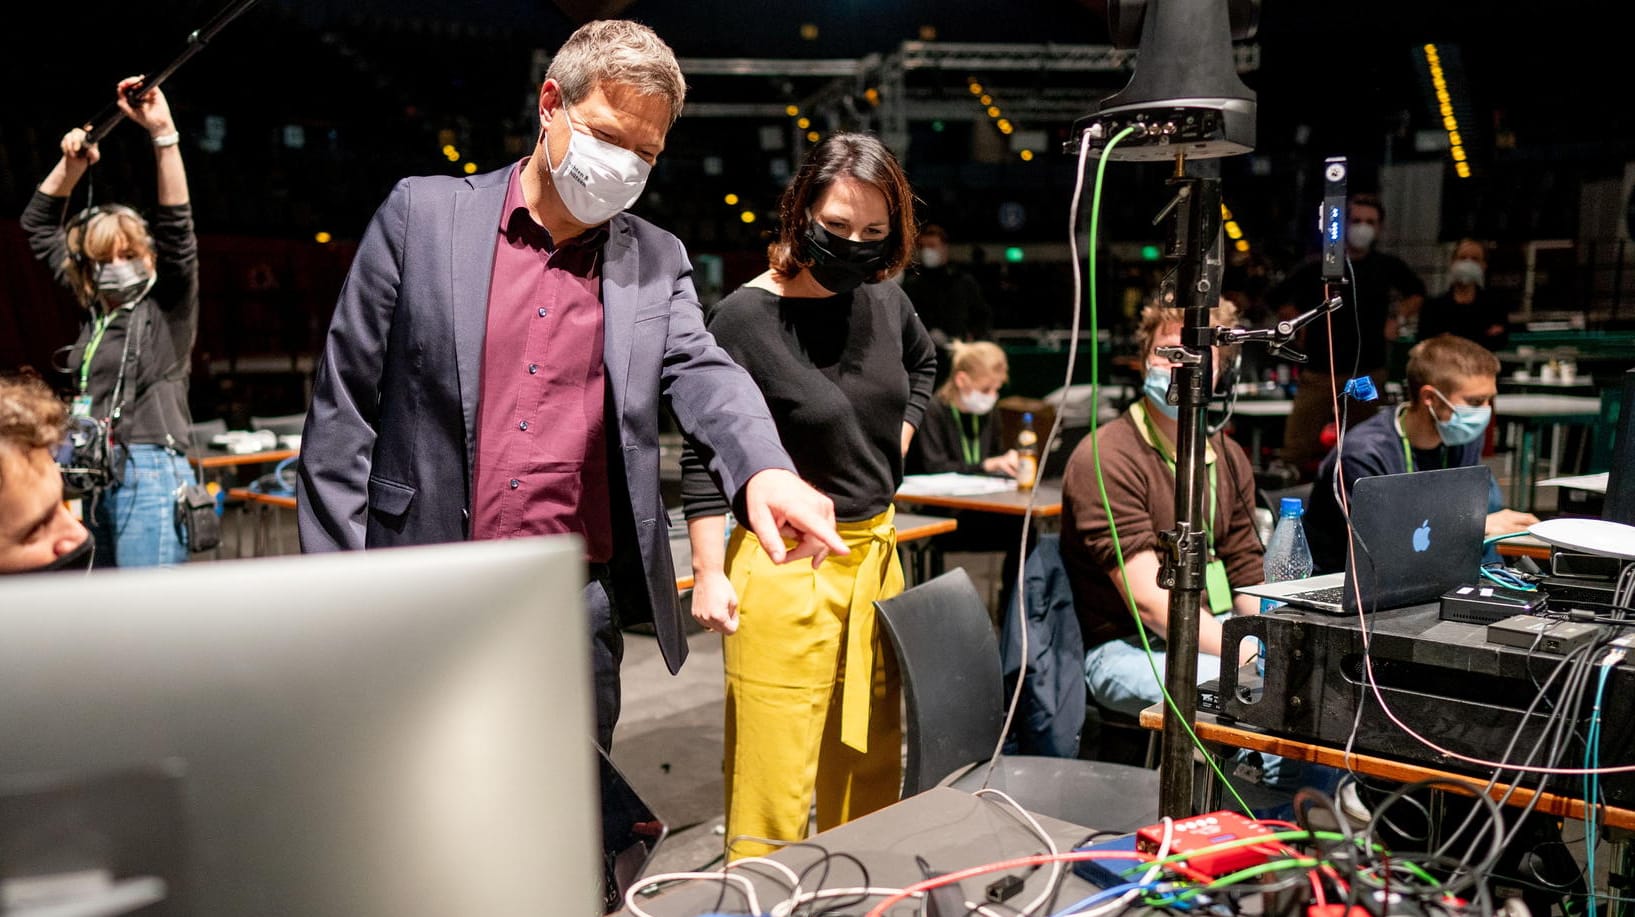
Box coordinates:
[1586,662,1613,917]
[1051,881,1153,916]
[1480,564,1537,591]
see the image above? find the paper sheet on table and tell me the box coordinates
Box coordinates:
[897,473,1018,497]
[1536,472,1609,494]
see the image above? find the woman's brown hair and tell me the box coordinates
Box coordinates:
[767,132,916,284]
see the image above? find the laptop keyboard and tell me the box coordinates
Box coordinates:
[1290,585,1345,607]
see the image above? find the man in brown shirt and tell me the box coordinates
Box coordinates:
[1061,301,1263,717]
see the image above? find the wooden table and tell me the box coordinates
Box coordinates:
[894,480,1063,518]
[669,511,958,591]
[191,448,298,470]
[1495,532,1552,561]
[1138,702,1635,831]
[222,493,959,591]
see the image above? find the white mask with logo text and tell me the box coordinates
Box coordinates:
[544,106,652,226]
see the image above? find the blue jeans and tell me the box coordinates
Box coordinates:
[1085,633,1222,721]
[91,445,195,568]
[1084,633,1323,796]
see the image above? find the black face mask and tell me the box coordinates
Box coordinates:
[17,537,95,575]
[803,222,889,294]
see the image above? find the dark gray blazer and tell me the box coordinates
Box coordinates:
[297,166,795,672]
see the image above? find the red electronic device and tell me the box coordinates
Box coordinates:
[1135,810,1278,877]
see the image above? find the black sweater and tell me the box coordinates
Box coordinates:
[681,282,938,522]
[905,398,1004,476]
[21,190,199,450]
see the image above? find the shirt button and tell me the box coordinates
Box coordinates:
[509,478,520,489]
[527,363,538,374]
[519,420,529,431]
[537,307,548,317]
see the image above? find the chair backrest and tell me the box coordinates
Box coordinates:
[873,568,1006,796]
[250,413,307,438]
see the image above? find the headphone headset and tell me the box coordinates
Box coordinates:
[64,203,151,276]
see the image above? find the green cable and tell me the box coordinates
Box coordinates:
[1123,828,1426,872]
[1116,827,1448,899]
[1118,829,1348,875]
[1190,857,1323,894]
[1083,127,1254,815]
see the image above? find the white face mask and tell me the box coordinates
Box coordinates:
[918,246,946,269]
[1449,258,1484,287]
[543,106,652,226]
[1347,221,1377,251]
[956,389,998,415]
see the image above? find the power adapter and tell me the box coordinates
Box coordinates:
[1136,811,1276,877]
[1439,583,1548,626]
[1487,614,1603,656]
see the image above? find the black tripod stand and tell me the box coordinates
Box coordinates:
[1148,156,1342,817]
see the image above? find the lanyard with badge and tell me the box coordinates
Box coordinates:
[71,310,119,418]
[950,407,982,467]
[1137,402,1233,614]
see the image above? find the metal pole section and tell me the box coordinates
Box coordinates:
[1156,160,1221,818]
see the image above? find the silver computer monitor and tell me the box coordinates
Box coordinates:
[0,536,598,916]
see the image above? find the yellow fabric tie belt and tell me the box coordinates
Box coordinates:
[833,506,899,753]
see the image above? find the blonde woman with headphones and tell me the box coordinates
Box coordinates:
[20,76,200,567]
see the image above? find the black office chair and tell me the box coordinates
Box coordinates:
[249,413,307,438]
[875,568,1161,832]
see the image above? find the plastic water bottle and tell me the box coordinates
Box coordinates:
[1261,497,1313,614]
[1014,412,1039,491]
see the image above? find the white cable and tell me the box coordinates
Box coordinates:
[1063,816,1173,917]
[730,855,804,916]
[770,886,920,917]
[622,870,762,917]
[973,787,1062,915]
[982,127,1099,789]
[1353,578,1635,775]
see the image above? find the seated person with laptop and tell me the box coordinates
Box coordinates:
[1060,301,1263,718]
[1304,333,1537,575]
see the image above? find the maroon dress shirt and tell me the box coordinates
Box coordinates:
[470,161,613,560]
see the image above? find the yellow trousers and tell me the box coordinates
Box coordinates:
[721,506,904,861]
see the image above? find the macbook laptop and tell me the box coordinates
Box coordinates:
[1237,465,1490,614]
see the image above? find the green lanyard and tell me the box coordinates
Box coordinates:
[1394,404,1444,473]
[78,311,117,395]
[950,407,982,468]
[1137,402,1219,553]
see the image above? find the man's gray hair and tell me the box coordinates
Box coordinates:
[546,20,687,126]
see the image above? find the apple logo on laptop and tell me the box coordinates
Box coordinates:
[1412,519,1432,552]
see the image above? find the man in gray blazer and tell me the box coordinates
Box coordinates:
[298,20,844,749]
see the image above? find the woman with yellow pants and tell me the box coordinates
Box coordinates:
[681,133,937,860]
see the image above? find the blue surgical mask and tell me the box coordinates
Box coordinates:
[1430,388,1491,446]
[1143,364,1179,420]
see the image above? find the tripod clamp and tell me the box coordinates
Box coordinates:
[1215,283,1346,364]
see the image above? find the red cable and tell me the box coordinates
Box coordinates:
[860,848,1209,917]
